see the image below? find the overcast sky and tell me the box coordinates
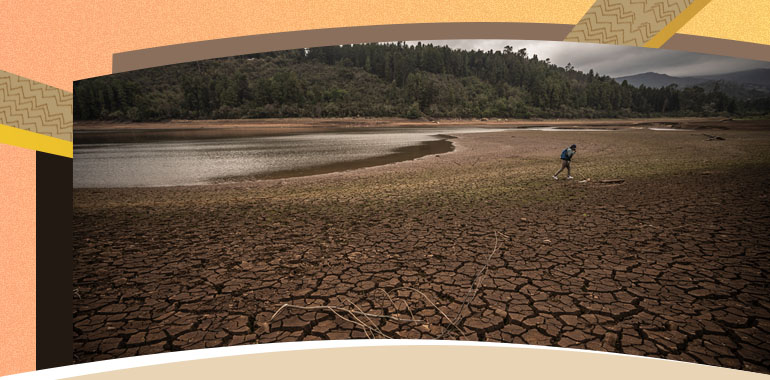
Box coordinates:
[406,40,770,78]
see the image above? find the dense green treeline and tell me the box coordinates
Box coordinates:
[74,42,770,121]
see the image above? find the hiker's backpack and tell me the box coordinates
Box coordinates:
[561,149,569,160]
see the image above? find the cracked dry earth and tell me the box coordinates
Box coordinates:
[74,127,770,373]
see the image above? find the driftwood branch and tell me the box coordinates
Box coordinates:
[269,232,505,340]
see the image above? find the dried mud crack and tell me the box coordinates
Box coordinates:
[74,126,770,373]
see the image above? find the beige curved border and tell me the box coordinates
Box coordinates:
[63,344,767,380]
[112,22,770,75]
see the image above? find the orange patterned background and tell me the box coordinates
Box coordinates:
[1,0,769,377]
[2,0,769,92]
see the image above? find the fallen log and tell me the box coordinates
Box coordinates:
[598,179,625,184]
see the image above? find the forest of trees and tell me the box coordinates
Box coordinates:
[74,42,770,121]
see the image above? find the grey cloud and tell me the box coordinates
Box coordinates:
[405,40,770,78]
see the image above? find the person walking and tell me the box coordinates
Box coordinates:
[553,144,576,180]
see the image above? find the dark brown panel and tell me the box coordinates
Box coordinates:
[36,152,73,370]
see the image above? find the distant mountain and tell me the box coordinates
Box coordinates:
[615,69,770,99]
[615,72,706,88]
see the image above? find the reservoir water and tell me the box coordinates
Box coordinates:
[73,127,502,188]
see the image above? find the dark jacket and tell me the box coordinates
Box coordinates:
[561,148,575,161]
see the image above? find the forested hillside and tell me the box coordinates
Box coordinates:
[74,43,770,121]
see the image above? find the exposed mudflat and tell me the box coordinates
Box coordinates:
[73,116,764,143]
[73,119,770,373]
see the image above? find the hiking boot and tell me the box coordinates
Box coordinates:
[552,175,558,180]
[567,176,574,180]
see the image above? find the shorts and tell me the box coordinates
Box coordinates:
[561,159,571,168]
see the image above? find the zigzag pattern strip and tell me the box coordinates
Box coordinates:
[565,0,694,46]
[0,71,73,142]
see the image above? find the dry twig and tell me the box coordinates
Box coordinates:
[269,232,504,340]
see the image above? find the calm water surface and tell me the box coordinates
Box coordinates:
[74,127,503,188]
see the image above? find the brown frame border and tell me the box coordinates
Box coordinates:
[112,23,770,75]
[112,23,573,73]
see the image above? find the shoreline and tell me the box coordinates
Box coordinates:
[73,116,765,135]
[71,116,764,146]
[73,116,770,188]
[212,136,455,184]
